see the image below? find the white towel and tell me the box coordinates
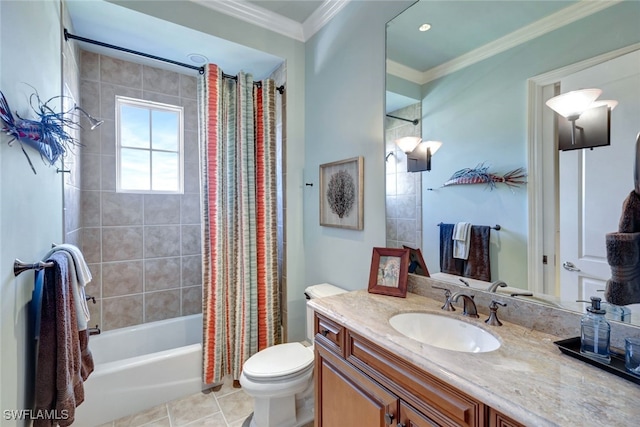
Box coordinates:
[43,244,92,330]
[452,222,472,260]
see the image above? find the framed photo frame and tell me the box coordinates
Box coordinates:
[403,245,430,277]
[367,247,410,298]
[319,156,364,230]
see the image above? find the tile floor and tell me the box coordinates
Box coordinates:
[96,376,253,427]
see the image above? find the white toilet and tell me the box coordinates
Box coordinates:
[239,283,347,427]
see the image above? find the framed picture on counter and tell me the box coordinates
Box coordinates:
[367,247,410,298]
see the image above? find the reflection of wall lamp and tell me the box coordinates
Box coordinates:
[394,137,442,172]
[545,88,617,151]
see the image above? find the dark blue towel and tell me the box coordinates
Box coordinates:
[439,223,464,276]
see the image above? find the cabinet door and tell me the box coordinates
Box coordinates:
[488,409,526,427]
[316,342,399,427]
[398,401,439,427]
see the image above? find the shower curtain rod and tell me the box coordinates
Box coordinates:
[63,29,285,94]
[386,114,419,126]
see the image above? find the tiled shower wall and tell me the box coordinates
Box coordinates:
[79,51,202,332]
[269,62,287,341]
[385,103,423,250]
[62,13,83,248]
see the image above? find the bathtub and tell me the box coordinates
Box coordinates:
[73,314,205,426]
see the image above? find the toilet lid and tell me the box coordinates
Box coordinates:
[243,342,313,379]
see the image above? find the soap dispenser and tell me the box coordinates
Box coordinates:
[580,296,611,363]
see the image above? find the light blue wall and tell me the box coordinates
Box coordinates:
[302,0,414,311]
[418,1,640,288]
[0,0,64,422]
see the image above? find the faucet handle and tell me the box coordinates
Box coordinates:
[485,300,507,326]
[432,286,455,311]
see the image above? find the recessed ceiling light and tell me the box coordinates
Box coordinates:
[188,53,208,64]
[419,23,431,32]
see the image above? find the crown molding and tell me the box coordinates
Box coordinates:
[192,0,351,42]
[303,0,351,40]
[387,0,622,85]
[193,0,305,41]
[386,59,424,84]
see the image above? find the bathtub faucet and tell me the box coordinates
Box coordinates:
[88,325,101,336]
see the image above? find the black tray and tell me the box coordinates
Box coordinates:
[554,337,640,386]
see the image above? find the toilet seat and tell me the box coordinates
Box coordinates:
[242,342,314,382]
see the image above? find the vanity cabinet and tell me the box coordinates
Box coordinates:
[314,312,525,427]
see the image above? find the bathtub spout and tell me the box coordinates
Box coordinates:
[88,325,101,336]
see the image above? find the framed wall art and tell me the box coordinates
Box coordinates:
[367,247,410,298]
[319,156,363,230]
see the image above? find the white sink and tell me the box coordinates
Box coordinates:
[389,312,501,353]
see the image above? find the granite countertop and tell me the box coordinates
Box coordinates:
[309,290,640,427]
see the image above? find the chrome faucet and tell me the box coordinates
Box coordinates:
[449,292,479,318]
[486,280,507,293]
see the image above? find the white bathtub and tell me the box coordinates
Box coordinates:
[73,314,205,426]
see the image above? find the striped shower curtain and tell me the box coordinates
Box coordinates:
[199,64,280,384]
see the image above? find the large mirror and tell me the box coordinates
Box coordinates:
[385,1,640,323]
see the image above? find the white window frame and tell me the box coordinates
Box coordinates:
[115,95,185,194]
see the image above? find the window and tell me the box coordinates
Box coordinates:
[116,96,184,193]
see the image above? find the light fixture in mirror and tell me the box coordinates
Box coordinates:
[408,140,442,172]
[395,136,421,153]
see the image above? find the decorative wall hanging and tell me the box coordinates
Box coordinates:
[367,247,410,298]
[319,156,364,230]
[442,163,527,190]
[0,88,101,174]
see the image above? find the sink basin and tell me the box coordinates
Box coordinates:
[389,312,501,353]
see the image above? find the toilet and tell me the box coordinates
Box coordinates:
[239,283,347,427]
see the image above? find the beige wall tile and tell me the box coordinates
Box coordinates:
[100,56,142,88]
[81,153,101,190]
[143,66,180,96]
[102,226,144,261]
[145,290,180,322]
[80,50,99,81]
[181,225,201,256]
[81,190,101,227]
[181,255,202,287]
[182,286,202,315]
[102,192,143,226]
[145,257,181,291]
[103,294,143,330]
[144,225,181,258]
[144,195,180,225]
[102,261,143,297]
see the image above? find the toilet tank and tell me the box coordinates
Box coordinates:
[304,283,348,342]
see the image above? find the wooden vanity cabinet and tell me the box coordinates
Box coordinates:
[314,312,524,427]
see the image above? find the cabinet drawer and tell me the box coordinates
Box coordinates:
[346,330,484,427]
[314,313,345,356]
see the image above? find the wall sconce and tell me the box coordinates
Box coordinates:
[545,88,617,151]
[394,137,442,172]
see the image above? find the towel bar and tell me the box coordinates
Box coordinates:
[437,222,501,231]
[13,259,54,277]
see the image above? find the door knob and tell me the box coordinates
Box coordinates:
[384,413,394,425]
[563,261,581,272]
